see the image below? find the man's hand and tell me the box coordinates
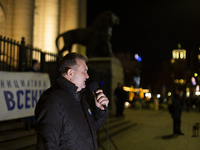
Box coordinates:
[93,89,109,110]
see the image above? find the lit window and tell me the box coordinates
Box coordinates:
[180,52,183,59]
[172,51,176,59]
[176,52,179,59]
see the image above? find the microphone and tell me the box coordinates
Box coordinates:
[89,81,106,109]
[89,82,109,149]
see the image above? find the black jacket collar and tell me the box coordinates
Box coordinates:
[55,75,86,102]
[56,75,78,93]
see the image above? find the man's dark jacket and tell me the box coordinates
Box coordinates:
[170,94,182,119]
[35,76,107,150]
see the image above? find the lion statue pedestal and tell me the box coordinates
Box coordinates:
[86,57,124,114]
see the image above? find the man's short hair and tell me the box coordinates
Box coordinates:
[59,53,88,74]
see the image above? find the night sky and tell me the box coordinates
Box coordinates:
[87,0,200,66]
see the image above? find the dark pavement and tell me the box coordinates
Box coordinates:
[101,108,200,150]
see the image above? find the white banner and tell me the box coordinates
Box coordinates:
[0,71,51,121]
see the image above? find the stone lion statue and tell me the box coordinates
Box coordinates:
[56,11,119,57]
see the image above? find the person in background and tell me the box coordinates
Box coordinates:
[25,59,40,72]
[186,97,191,112]
[114,82,127,117]
[35,53,109,149]
[170,89,184,135]
[25,59,40,130]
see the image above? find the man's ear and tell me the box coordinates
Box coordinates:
[63,69,74,80]
[67,69,74,76]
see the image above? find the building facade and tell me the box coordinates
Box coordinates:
[0,0,86,55]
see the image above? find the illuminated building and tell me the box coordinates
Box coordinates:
[170,44,187,92]
[170,43,197,97]
[171,43,187,84]
[0,0,86,55]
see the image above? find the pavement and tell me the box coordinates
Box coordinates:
[101,108,200,150]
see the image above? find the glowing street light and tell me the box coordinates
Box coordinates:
[134,54,142,62]
[157,94,161,98]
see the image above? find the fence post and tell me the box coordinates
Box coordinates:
[18,37,26,71]
[41,52,46,73]
[56,52,62,71]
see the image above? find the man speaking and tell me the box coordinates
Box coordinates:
[35,53,109,149]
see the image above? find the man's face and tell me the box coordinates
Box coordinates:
[34,62,40,70]
[71,58,89,92]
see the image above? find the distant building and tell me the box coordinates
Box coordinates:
[171,43,187,87]
[170,43,198,98]
[114,52,142,87]
[149,44,188,98]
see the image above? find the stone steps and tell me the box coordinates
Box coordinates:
[20,145,37,150]
[0,135,36,150]
[99,117,137,142]
[0,129,35,142]
[0,120,24,132]
[0,119,36,150]
[0,115,136,149]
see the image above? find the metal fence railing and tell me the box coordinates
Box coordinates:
[0,36,20,71]
[0,35,59,83]
[0,36,58,72]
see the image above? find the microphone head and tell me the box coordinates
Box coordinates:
[89,81,99,92]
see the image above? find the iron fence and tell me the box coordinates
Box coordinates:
[0,36,20,71]
[0,35,58,72]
